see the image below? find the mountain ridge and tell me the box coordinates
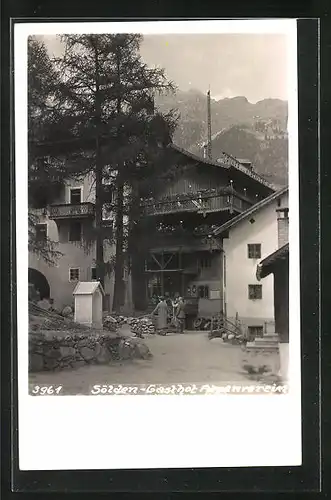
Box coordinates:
[156,90,288,186]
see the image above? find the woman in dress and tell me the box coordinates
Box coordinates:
[151,297,168,335]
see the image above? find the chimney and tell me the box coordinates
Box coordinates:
[276,207,289,248]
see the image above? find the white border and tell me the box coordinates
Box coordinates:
[16,20,301,470]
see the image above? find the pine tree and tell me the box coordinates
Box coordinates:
[28,37,67,265]
[40,34,177,310]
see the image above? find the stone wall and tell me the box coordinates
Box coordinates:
[29,330,152,372]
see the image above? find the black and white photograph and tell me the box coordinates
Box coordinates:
[15,20,301,470]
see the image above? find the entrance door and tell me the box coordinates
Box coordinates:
[163,272,182,299]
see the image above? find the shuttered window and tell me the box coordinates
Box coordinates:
[248,243,261,259]
[69,268,80,282]
[248,284,262,300]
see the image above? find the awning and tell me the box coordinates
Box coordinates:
[256,243,289,280]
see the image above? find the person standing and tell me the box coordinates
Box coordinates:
[176,297,186,334]
[151,297,168,335]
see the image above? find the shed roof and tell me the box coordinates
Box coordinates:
[213,186,288,236]
[256,243,289,280]
[73,281,105,296]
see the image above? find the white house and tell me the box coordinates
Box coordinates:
[213,186,288,338]
[29,172,116,311]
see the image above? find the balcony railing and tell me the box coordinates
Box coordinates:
[49,202,95,220]
[142,191,252,216]
[146,228,221,252]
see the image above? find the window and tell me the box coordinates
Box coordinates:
[198,255,212,269]
[198,285,209,299]
[35,223,47,242]
[248,243,261,259]
[70,188,82,204]
[91,267,97,280]
[247,325,264,339]
[248,284,262,300]
[69,268,80,282]
[69,221,81,242]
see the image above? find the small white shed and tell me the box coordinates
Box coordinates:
[73,281,105,329]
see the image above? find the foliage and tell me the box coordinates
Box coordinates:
[29,33,178,310]
[28,212,63,266]
[28,37,68,263]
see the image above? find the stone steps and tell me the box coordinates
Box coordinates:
[245,333,279,352]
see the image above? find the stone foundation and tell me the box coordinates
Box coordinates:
[29,330,152,372]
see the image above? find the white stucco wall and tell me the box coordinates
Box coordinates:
[223,192,288,332]
[74,294,93,326]
[92,289,103,328]
[29,173,115,311]
[52,172,96,205]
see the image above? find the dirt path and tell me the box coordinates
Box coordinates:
[29,332,270,395]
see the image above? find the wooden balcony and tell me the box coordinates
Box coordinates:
[49,202,95,220]
[142,191,252,217]
[147,229,222,253]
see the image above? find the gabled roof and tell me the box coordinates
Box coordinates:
[73,281,105,296]
[256,243,289,280]
[169,143,275,190]
[213,186,288,236]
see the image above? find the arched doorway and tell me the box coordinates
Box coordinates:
[28,268,50,300]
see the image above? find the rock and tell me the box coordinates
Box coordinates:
[28,327,124,372]
[124,337,152,360]
[29,353,44,372]
[118,339,134,360]
[103,315,118,332]
[96,345,112,364]
[60,346,76,358]
[134,341,152,360]
[80,345,98,362]
[72,359,86,369]
[43,347,62,370]
[104,315,117,324]
[37,299,52,311]
[62,306,73,317]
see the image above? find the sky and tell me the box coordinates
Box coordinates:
[41,33,288,103]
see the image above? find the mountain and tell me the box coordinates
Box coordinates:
[156,90,288,186]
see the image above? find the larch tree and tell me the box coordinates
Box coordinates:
[28,36,67,266]
[43,34,177,310]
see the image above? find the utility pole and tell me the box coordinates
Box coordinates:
[207,88,212,161]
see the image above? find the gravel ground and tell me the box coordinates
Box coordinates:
[29,331,278,395]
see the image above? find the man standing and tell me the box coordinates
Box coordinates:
[176,297,186,334]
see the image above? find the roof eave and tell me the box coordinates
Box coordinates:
[213,186,289,236]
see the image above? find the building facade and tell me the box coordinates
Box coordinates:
[256,222,289,380]
[28,172,116,311]
[138,144,275,320]
[28,143,276,316]
[213,187,288,338]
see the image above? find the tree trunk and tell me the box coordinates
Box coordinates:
[112,178,125,312]
[112,46,125,313]
[127,191,147,311]
[95,139,104,290]
[94,42,105,293]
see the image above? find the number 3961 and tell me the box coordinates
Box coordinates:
[31,385,63,395]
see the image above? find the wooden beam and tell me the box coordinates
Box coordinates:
[163,252,175,269]
[151,253,163,269]
[145,269,184,273]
